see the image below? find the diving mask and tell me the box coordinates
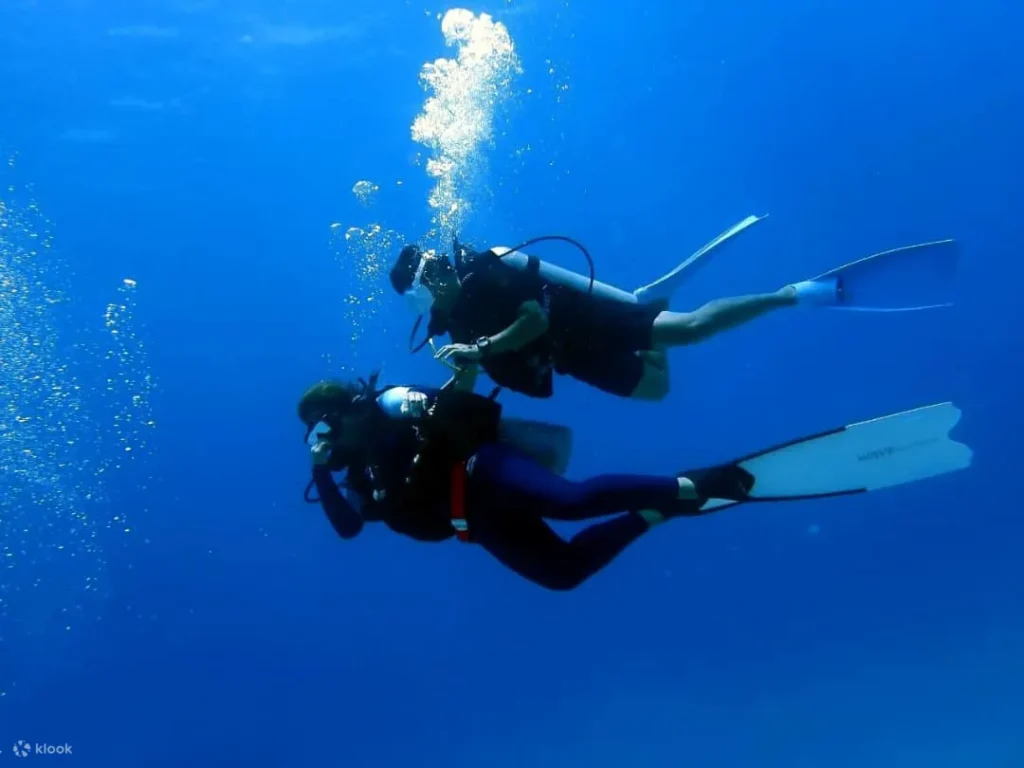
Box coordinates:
[306,420,332,448]
[403,250,435,316]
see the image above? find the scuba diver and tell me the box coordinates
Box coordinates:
[388,220,960,400]
[298,374,972,591]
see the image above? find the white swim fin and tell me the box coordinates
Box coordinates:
[790,239,960,312]
[699,402,973,512]
[633,214,768,304]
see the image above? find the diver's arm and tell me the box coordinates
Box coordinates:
[484,300,549,354]
[312,465,364,539]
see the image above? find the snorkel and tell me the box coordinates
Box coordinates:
[403,248,437,317]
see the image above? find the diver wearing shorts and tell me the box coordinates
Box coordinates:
[388,240,797,400]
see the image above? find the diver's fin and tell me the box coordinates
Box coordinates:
[699,402,973,511]
[795,239,960,312]
[633,214,768,304]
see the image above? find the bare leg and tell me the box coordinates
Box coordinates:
[651,286,797,347]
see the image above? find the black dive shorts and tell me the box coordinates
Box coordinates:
[550,295,662,397]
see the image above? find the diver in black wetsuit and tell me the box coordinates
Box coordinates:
[388,240,798,401]
[298,375,754,591]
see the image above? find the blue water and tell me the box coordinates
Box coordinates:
[2,1,1023,765]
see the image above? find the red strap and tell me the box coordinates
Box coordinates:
[450,461,470,542]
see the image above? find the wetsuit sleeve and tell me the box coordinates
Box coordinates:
[313,465,363,539]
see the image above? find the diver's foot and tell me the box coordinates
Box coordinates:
[789,278,841,306]
[642,467,754,527]
[677,464,754,503]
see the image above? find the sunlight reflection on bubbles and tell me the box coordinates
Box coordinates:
[351,180,379,206]
[322,11,520,367]
[411,9,521,248]
[0,157,154,699]
[101,277,156,479]
[326,220,403,355]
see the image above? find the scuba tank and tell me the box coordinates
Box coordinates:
[489,244,638,304]
[456,233,641,304]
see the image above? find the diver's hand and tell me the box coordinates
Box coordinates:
[311,441,332,467]
[434,343,483,365]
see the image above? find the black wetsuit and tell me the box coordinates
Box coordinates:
[310,386,710,591]
[428,246,663,398]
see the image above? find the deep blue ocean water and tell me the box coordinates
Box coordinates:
[1,1,1022,765]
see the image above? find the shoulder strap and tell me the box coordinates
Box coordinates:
[455,243,501,280]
